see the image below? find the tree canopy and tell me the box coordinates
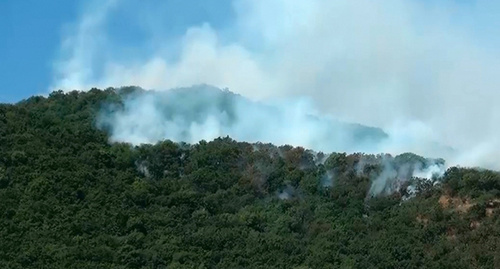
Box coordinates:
[0,89,499,268]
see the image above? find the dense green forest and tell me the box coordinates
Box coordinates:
[1,88,500,268]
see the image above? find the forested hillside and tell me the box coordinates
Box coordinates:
[1,88,500,268]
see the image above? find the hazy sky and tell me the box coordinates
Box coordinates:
[1,0,499,103]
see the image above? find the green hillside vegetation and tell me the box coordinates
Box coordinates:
[0,88,499,268]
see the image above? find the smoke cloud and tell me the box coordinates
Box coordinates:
[97,85,390,153]
[365,154,445,197]
[52,0,500,170]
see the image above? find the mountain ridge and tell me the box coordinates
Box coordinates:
[98,84,389,153]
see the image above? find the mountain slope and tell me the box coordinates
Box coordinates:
[0,89,499,268]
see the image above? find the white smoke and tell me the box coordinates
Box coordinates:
[52,0,500,170]
[368,159,399,197]
[320,171,335,188]
[412,163,446,180]
[365,155,447,197]
[97,85,388,153]
[278,186,295,200]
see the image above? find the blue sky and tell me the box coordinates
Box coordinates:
[0,0,234,103]
[0,1,78,102]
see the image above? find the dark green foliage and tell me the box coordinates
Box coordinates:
[442,167,500,201]
[0,89,499,268]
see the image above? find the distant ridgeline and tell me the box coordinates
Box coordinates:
[97,85,389,151]
[0,87,499,268]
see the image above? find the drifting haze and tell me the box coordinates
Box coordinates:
[52,0,500,169]
[97,85,388,152]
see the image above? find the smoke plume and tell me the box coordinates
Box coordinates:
[52,0,500,170]
[97,85,389,154]
[365,154,445,197]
